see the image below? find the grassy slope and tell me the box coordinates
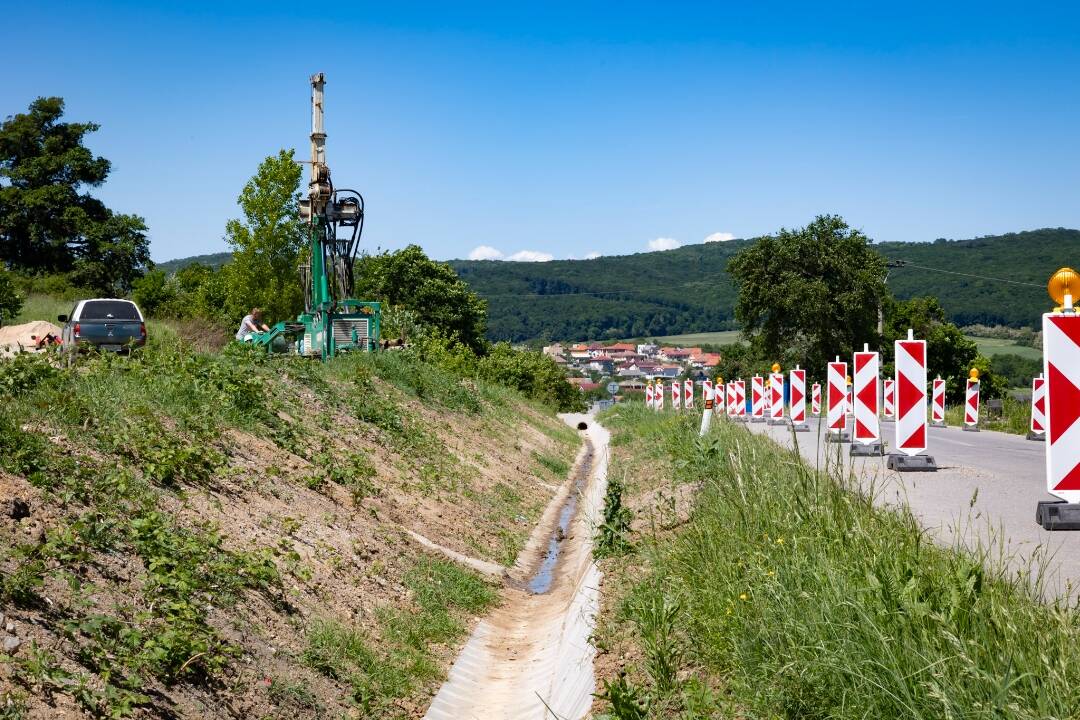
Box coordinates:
[590,405,1080,719]
[0,338,578,719]
[969,335,1042,360]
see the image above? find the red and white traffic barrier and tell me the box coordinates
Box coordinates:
[789,367,808,430]
[963,372,980,430]
[671,381,681,411]
[645,382,654,410]
[846,383,854,416]
[1030,375,1046,439]
[684,379,694,409]
[768,370,785,424]
[931,377,946,426]
[811,382,821,416]
[702,379,712,409]
[1043,309,1080,503]
[723,381,733,417]
[883,378,895,420]
[827,359,847,438]
[852,346,881,452]
[751,375,765,421]
[735,380,747,419]
[655,381,664,410]
[890,329,935,469]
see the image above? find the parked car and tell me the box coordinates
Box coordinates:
[59,299,147,354]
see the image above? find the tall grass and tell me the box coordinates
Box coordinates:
[597,405,1080,719]
[944,393,1033,436]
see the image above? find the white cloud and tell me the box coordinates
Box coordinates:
[468,245,504,260]
[507,250,554,262]
[704,231,736,243]
[648,237,681,251]
[584,251,601,259]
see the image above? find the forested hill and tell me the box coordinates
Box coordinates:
[155,251,232,275]
[451,240,752,342]
[447,228,1080,342]
[159,228,1080,343]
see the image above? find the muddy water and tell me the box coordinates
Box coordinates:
[527,446,594,594]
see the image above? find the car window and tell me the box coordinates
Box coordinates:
[79,301,141,321]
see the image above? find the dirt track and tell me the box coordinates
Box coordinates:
[424,413,608,720]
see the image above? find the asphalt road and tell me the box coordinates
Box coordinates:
[741,414,1078,598]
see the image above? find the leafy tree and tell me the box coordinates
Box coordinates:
[477,342,584,411]
[355,245,488,353]
[883,296,980,400]
[0,97,150,292]
[727,215,888,373]
[0,267,23,324]
[222,149,305,324]
[988,352,1041,389]
[132,269,176,317]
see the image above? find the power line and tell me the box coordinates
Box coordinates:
[890,261,1044,288]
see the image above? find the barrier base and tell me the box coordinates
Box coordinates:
[790,422,810,432]
[1027,431,1046,442]
[930,421,946,428]
[887,453,937,472]
[825,431,851,443]
[750,417,766,423]
[850,442,885,457]
[767,418,787,426]
[962,425,980,432]
[1036,500,1080,530]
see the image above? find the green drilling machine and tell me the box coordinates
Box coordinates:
[251,72,381,359]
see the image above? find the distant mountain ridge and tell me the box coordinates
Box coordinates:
[155,252,232,275]
[159,228,1079,342]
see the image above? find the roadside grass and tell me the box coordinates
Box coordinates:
[943,393,1032,436]
[594,404,1080,719]
[8,293,69,325]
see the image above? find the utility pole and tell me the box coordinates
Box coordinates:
[879,260,907,344]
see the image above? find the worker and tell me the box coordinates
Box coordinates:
[236,308,270,342]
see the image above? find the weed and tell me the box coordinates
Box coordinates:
[595,476,633,558]
[533,451,570,478]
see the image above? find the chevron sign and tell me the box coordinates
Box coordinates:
[827,361,847,432]
[1043,314,1080,502]
[735,380,746,417]
[931,378,946,424]
[811,382,821,416]
[894,333,928,456]
[853,350,880,444]
[769,372,784,420]
[882,378,895,419]
[751,376,765,418]
[671,381,681,410]
[964,379,980,426]
[789,369,806,424]
[1031,375,1046,436]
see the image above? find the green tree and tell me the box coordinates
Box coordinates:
[355,245,488,353]
[0,97,150,292]
[222,149,305,324]
[727,215,888,372]
[131,269,176,317]
[0,267,23,324]
[883,296,981,400]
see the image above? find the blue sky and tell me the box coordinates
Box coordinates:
[3,1,1079,263]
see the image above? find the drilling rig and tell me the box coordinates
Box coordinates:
[251,73,380,358]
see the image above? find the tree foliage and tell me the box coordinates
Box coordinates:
[0,97,150,293]
[0,266,23,323]
[727,215,888,373]
[221,149,305,323]
[355,245,488,353]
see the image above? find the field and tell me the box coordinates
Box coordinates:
[632,330,743,346]
[967,335,1042,360]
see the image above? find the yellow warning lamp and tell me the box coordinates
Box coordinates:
[771,362,781,373]
[969,368,980,380]
[716,376,724,385]
[846,374,853,386]
[1048,267,1078,311]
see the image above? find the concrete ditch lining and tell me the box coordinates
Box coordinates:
[424,412,609,720]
